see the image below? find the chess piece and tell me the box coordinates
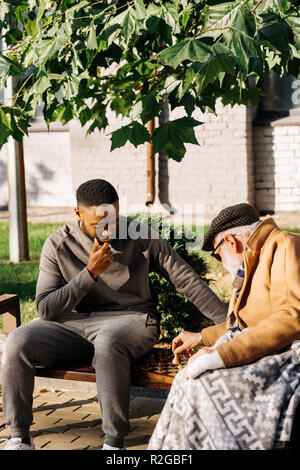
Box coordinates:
[172,354,181,366]
[164,349,171,362]
[149,354,156,368]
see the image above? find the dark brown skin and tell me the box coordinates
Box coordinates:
[86,239,114,280]
[74,200,119,280]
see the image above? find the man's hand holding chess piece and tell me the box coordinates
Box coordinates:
[172,331,204,357]
[172,331,224,380]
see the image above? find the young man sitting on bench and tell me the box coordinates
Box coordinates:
[1,178,226,450]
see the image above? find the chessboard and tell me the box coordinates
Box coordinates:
[131,347,188,390]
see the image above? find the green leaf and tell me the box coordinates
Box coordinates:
[179,93,196,116]
[256,0,291,15]
[24,17,39,35]
[120,8,137,44]
[33,35,66,66]
[37,0,47,21]
[79,107,91,127]
[135,0,147,20]
[9,108,30,141]
[0,54,22,87]
[290,44,300,60]
[179,66,195,98]
[0,108,12,147]
[110,92,135,117]
[146,16,172,44]
[98,24,121,47]
[5,28,23,45]
[33,75,51,94]
[196,54,236,93]
[110,121,150,151]
[0,55,12,86]
[151,117,202,161]
[159,39,211,69]
[87,116,108,134]
[258,21,292,53]
[161,3,180,35]
[43,93,59,124]
[131,95,160,124]
[62,76,80,100]
[52,102,74,125]
[0,106,30,148]
[286,12,300,55]
[265,48,282,69]
[180,8,191,30]
[65,0,90,19]
[107,8,136,45]
[87,23,98,51]
[201,1,259,73]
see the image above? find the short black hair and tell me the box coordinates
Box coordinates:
[76,179,119,207]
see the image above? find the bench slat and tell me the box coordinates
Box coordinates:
[34,365,174,390]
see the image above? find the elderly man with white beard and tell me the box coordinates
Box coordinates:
[148,203,300,450]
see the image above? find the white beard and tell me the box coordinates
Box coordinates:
[224,261,240,281]
[222,246,242,281]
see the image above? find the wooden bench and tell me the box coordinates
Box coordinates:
[0,294,177,390]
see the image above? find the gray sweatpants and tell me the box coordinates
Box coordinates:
[1,311,159,448]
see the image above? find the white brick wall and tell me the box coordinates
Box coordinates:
[68,100,255,222]
[166,101,255,220]
[253,124,300,212]
[23,127,74,207]
[69,110,148,214]
[0,100,255,221]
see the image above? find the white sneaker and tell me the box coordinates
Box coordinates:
[102,443,126,450]
[4,437,35,450]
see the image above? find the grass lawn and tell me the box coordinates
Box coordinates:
[0,221,299,333]
[0,223,61,330]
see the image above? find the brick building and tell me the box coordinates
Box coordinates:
[0,73,299,223]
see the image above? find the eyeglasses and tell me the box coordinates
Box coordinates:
[211,238,225,262]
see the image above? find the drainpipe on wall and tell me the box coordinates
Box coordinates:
[145,119,155,206]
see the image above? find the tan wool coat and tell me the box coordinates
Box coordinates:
[201,218,300,368]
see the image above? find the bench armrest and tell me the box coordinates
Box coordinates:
[0,294,21,334]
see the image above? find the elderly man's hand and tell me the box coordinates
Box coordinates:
[187,348,213,366]
[172,331,203,357]
[184,348,218,380]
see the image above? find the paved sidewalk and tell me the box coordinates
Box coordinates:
[0,387,166,450]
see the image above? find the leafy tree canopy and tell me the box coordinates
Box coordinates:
[0,0,299,160]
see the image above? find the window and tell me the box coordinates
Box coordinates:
[256,71,300,121]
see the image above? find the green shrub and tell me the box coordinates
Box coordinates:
[129,214,214,343]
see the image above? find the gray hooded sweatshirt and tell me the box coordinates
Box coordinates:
[35,216,227,324]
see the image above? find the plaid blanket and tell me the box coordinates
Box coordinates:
[148,335,300,450]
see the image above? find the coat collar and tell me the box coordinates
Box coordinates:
[245,217,280,252]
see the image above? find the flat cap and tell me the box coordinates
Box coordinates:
[201,203,260,252]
